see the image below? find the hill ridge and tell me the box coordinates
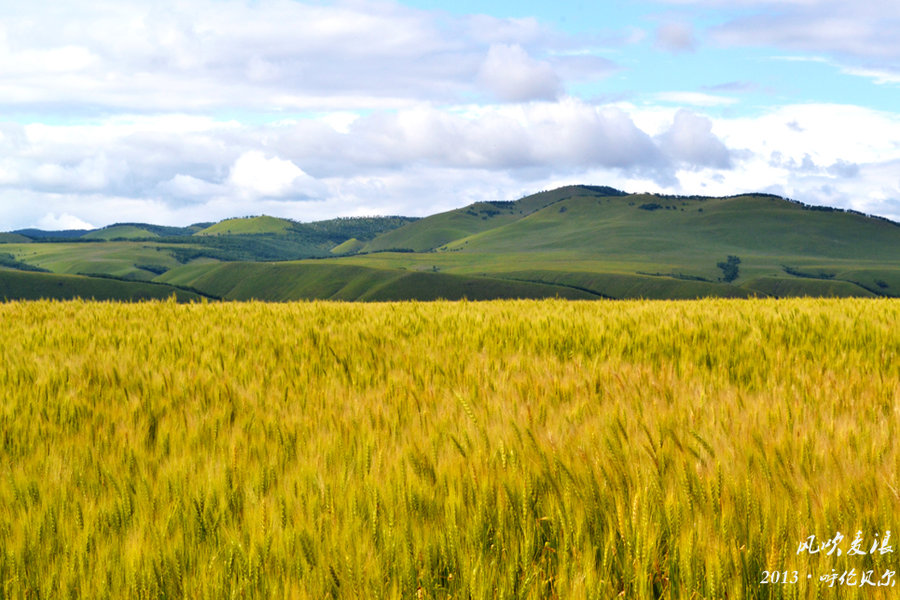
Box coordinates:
[2,186,898,301]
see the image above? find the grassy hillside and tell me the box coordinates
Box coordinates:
[0,268,203,301]
[3,185,898,300]
[0,216,418,289]
[156,261,596,301]
[742,276,877,298]
[330,237,365,254]
[0,233,31,243]
[2,242,194,281]
[361,203,522,252]
[342,187,900,298]
[12,228,90,240]
[194,215,296,236]
[361,186,598,252]
[440,192,899,260]
[81,225,160,240]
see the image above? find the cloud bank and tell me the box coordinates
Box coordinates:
[0,0,898,229]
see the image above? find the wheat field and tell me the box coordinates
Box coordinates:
[0,298,897,599]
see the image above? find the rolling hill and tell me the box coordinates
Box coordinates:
[359,186,623,253]
[0,267,204,301]
[2,185,898,301]
[81,225,160,240]
[194,216,296,236]
[0,233,31,244]
[338,186,900,299]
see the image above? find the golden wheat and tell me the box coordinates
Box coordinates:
[0,297,897,598]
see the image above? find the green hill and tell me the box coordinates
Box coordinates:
[0,216,416,289]
[438,192,899,259]
[1,242,192,281]
[0,268,203,301]
[330,238,365,255]
[3,186,898,301]
[361,186,594,253]
[0,233,31,243]
[194,216,296,236]
[341,187,899,298]
[82,225,160,240]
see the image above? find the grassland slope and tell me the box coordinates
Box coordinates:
[0,268,203,301]
[361,186,608,253]
[0,233,31,243]
[194,215,296,236]
[81,225,160,240]
[442,192,899,260]
[3,185,898,300]
[156,261,596,300]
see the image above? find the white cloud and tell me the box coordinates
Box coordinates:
[478,44,562,102]
[659,0,900,94]
[0,1,898,228]
[771,55,900,87]
[701,0,900,62]
[339,99,665,173]
[227,151,323,199]
[3,100,900,229]
[30,154,127,193]
[657,110,732,169]
[837,65,900,86]
[717,103,900,166]
[0,44,98,75]
[156,174,223,201]
[317,112,362,135]
[694,103,900,220]
[36,213,96,230]
[0,0,611,113]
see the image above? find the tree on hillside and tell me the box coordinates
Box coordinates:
[717,255,741,283]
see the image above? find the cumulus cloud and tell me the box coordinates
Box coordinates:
[656,110,732,169]
[686,103,900,220]
[268,99,664,174]
[156,174,223,201]
[227,151,323,199]
[30,154,128,193]
[0,0,618,114]
[36,213,96,230]
[826,160,860,178]
[0,99,684,228]
[768,152,860,178]
[478,44,562,102]
[334,101,655,178]
[525,102,664,171]
[1,1,899,228]
[6,99,900,229]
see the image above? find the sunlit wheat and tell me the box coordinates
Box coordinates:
[0,297,897,598]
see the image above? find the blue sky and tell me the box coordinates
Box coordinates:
[1,0,899,229]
